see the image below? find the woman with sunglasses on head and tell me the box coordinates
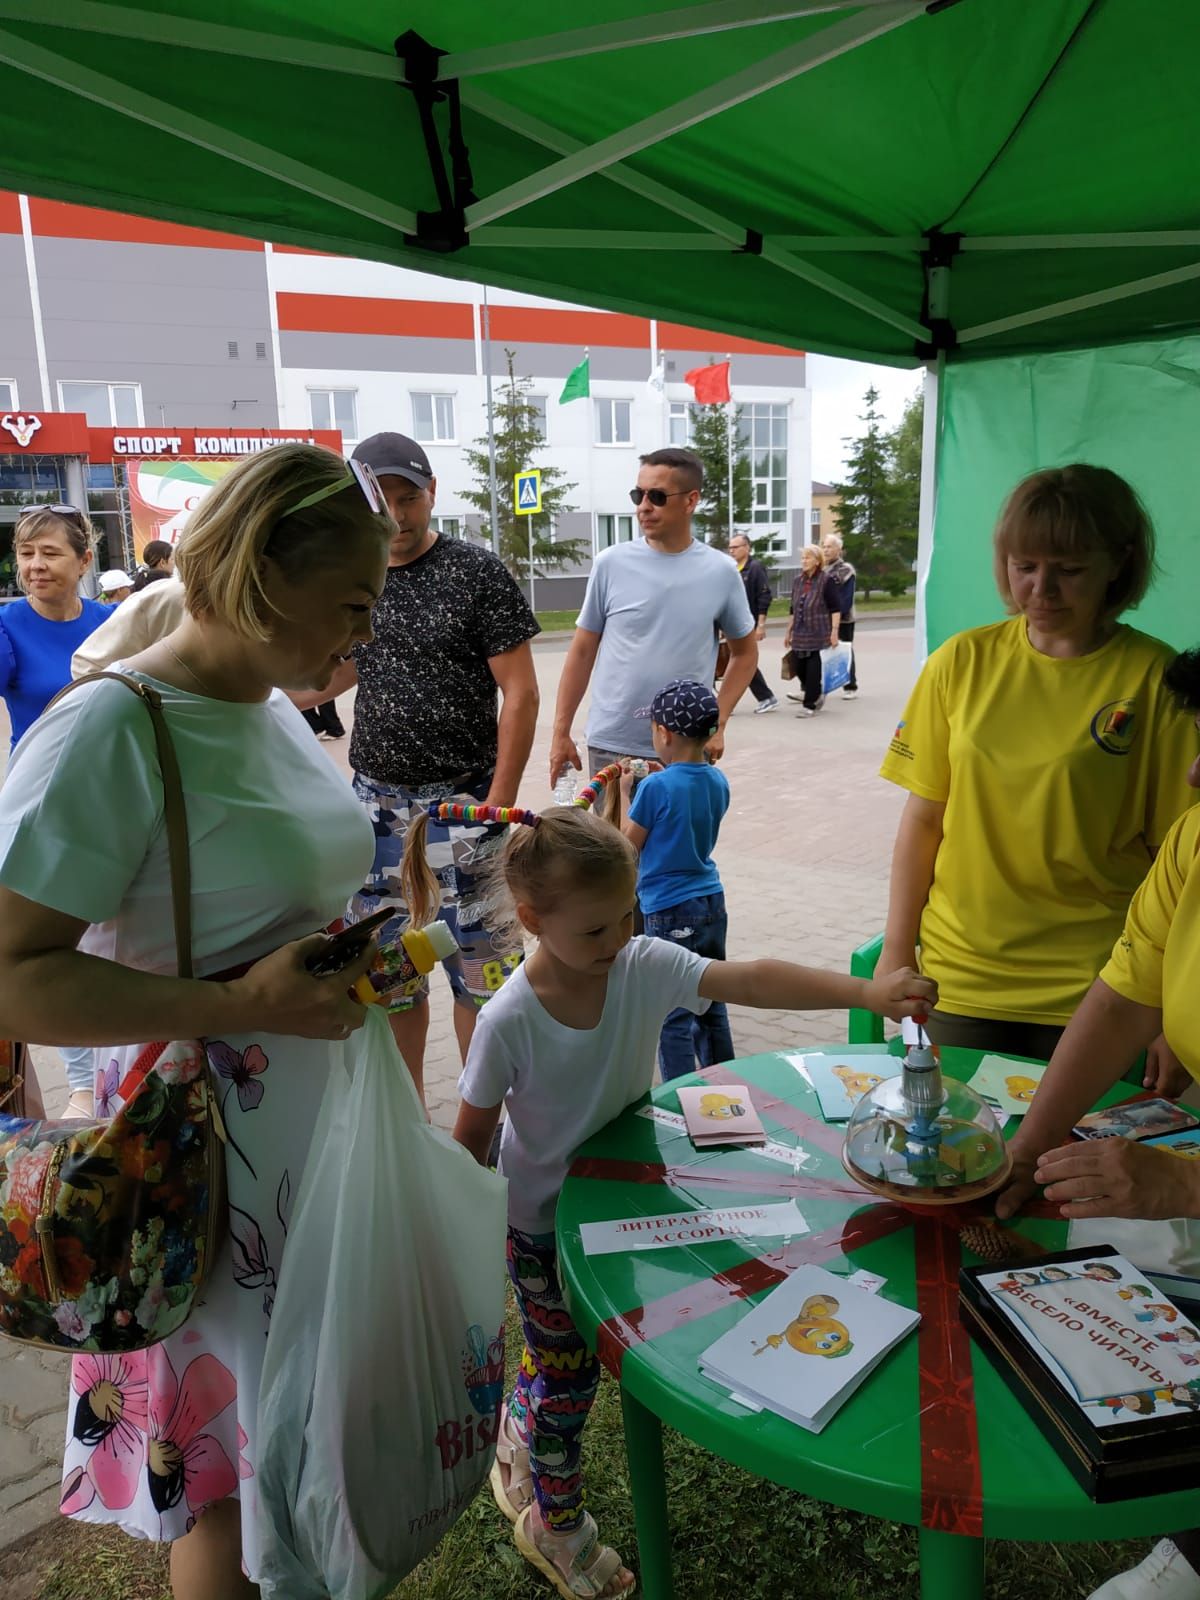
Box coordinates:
[0,445,395,1599]
[0,504,109,753]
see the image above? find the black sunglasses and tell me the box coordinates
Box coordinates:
[16,502,87,527]
[629,487,692,508]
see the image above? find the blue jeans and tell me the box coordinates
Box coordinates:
[643,891,734,1082]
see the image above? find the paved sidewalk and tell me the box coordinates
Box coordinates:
[0,623,918,1547]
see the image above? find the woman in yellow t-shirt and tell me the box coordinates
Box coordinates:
[879,465,1196,1067]
[995,649,1200,1600]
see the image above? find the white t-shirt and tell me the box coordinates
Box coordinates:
[0,669,373,975]
[459,935,711,1234]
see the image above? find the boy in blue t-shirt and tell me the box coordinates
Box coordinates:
[619,679,733,1080]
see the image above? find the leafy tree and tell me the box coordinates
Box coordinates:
[888,388,923,536]
[460,350,585,579]
[689,403,752,548]
[833,385,910,598]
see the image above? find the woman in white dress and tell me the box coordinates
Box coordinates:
[0,444,392,1598]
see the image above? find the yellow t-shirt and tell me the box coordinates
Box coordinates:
[1101,806,1200,1078]
[879,618,1197,1024]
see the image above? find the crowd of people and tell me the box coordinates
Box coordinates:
[0,438,1197,1600]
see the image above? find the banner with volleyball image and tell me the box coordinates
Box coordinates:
[126,457,238,561]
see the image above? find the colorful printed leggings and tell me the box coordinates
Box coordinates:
[506,1226,600,1532]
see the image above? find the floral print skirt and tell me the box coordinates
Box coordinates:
[61,1028,342,1573]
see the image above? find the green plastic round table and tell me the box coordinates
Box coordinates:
[554,1046,1199,1600]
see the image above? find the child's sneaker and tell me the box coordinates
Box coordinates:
[1089,1541,1200,1600]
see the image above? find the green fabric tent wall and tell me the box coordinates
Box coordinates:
[926,336,1200,657]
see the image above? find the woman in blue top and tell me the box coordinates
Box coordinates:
[1,503,108,1115]
[1,504,108,752]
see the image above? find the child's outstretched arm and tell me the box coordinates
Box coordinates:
[454,1098,503,1167]
[699,959,937,1022]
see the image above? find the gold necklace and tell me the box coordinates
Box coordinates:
[162,641,214,697]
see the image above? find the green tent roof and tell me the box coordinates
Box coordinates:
[0,0,1196,365]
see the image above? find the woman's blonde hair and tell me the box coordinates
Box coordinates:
[174,442,392,641]
[992,465,1156,617]
[801,542,826,570]
[401,806,637,947]
[13,508,94,586]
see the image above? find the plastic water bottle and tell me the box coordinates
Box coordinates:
[552,772,578,806]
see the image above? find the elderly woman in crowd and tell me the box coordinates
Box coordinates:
[999,647,1200,1600]
[879,465,1196,1074]
[785,541,842,717]
[0,444,392,1598]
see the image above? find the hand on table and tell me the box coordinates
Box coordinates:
[1035,1136,1199,1221]
[865,966,938,1022]
[1144,1032,1192,1099]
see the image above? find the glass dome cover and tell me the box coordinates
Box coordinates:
[841,1045,1011,1206]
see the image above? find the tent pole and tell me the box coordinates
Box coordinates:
[913,356,943,670]
[958,260,1200,345]
[482,285,501,559]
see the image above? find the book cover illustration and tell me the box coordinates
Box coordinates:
[1145,1129,1200,1160]
[698,1264,920,1433]
[965,1055,1046,1119]
[676,1083,766,1146]
[791,1052,891,1122]
[978,1253,1200,1426]
[1073,1099,1199,1143]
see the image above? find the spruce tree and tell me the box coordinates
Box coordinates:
[460,351,585,579]
[688,404,752,548]
[833,386,908,597]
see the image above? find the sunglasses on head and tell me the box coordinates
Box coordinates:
[629,487,691,508]
[281,458,387,520]
[16,502,87,527]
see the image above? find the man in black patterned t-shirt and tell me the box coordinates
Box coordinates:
[321,432,540,1099]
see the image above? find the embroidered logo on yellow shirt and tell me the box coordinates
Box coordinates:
[1090,699,1139,756]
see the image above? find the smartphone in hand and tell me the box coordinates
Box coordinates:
[305,908,394,977]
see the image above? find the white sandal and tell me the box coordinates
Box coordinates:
[489,1403,534,1523]
[514,1507,635,1599]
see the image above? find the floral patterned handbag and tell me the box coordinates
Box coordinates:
[0,672,226,1353]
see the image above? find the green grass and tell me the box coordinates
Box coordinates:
[24,1293,1154,1600]
[535,594,913,631]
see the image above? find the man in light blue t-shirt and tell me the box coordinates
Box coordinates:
[549,447,756,781]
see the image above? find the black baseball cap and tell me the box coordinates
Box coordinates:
[634,679,721,740]
[351,432,433,490]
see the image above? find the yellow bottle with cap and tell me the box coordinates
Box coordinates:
[352,920,458,1005]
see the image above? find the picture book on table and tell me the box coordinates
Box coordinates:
[1072,1099,1199,1143]
[965,1055,1047,1119]
[676,1082,766,1146]
[1144,1129,1200,1160]
[791,1052,892,1122]
[698,1264,920,1433]
[969,1250,1200,1427]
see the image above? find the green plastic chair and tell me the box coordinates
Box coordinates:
[847,931,1145,1083]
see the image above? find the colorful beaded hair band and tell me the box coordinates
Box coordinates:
[425,802,541,828]
[574,763,623,810]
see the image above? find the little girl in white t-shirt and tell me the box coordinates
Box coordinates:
[449,807,933,1600]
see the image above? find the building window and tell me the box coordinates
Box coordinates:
[738,402,788,526]
[412,392,456,443]
[0,381,15,410]
[308,388,358,440]
[431,516,462,539]
[528,394,548,443]
[810,506,821,525]
[59,380,142,427]
[668,402,692,446]
[596,513,635,551]
[595,398,632,446]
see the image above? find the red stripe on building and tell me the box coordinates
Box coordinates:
[0,191,21,233]
[26,197,261,251]
[913,1216,984,1537]
[276,291,474,340]
[658,320,801,357]
[489,305,651,349]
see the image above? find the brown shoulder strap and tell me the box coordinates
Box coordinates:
[45,671,192,980]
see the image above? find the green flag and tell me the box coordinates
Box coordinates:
[558,355,589,404]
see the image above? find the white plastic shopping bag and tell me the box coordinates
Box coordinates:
[820,640,853,694]
[256,1008,507,1600]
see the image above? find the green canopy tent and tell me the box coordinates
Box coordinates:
[0,0,1196,648]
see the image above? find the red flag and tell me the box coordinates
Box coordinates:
[683,361,731,404]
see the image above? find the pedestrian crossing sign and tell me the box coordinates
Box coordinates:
[514,470,542,515]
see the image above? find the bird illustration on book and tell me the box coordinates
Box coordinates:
[831,1065,884,1101]
[752,1293,854,1359]
[699,1093,747,1121]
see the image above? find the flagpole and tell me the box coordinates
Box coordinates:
[726,353,734,548]
[482,283,500,558]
